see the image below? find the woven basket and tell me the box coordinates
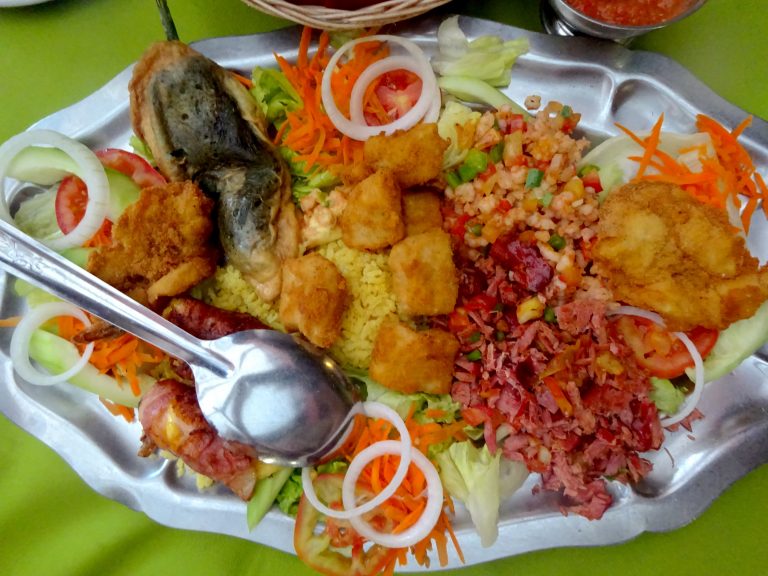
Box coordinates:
[242,0,452,30]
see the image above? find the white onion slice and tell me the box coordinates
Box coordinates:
[301,401,412,520]
[343,440,443,548]
[320,35,439,141]
[0,129,110,250]
[608,306,705,427]
[10,302,94,386]
[348,54,437,134]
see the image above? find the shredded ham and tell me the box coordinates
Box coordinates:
[449,257,663,520]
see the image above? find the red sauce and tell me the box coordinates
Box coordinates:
[566,0,695,27]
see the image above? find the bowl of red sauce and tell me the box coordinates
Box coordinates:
[542,0,708,41]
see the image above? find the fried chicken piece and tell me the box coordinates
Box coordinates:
[369,318,459,395]
[279,253,348,348]
[593,181,768,331]
[364,124,449,188]
[388,229,459,316]
[340,170,405,250]
[87,181,219,307]
[403,189,443,236]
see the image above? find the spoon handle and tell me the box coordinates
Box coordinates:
[0,218,230,376]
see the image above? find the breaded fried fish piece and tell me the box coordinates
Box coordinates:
[369,318,459,395]
[279,253,348,348]
[364,124,449,188]
[130,41,299,302]
[87,181,219,307]
[593,181,768,331]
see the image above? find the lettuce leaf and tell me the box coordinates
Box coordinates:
[687,300,768,383]
[437,101,483,169]
[275,468,304,517]
[649,377,686,415]
[250,67,302,127]
[436,441,528,547]
[432,16,529,87]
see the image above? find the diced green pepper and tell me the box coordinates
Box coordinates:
[468,223,483,236]
[543,306,557,324]
[490,141,504,163]
[561,105,573,118]
[466,349,483,362]
[525,168,543,189]
[548,233,566,251]
[539,192,553,207]
[467,331,482,343]
[445,170,462,189]
[577,164,600,177]
[458,149,490,182]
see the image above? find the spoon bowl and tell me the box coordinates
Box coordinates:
[0,215,361,466]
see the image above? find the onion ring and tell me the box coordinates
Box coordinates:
[321,35,439,141]
[0,129,110,250]
[300,401,412,520]
[10,302,94,386]
[343,440,444,548]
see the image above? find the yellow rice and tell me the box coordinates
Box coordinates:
[200,239,395,370]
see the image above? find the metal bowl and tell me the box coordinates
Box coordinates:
[541,0,708,42]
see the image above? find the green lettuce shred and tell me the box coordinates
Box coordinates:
[275,468,304,517]
[250,67,302,128]
[649,377,686,416]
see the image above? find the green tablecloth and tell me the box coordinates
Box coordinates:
[0,1,766,574]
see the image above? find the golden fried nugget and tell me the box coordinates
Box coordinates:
[364,124,448,188]
[388,229,458,316]
[403,189,443,236]
[87,181,218,307]
[593,181,768,331]
[340,170,405,250]
[369,318,459,395]
[279,253,348,348]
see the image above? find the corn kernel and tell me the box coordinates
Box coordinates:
[522,196,539,212]
[563,176,585,199]
[516,296,545,323]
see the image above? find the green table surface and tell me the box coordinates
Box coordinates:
[1,1,766,575]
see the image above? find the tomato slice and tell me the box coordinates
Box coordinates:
[55,149,165,237]
[615,316,718,378]
[55,175,88,234]
[294,474,396,576]
[95,148,166,188]
[372,70,422,123]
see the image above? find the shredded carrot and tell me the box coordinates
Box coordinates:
[336,401,465,572]
[52,317,168,413]
[270,27,398,172]
[99,397,135,423]
[231,71,253,89]
[616,114,768,234]
[0,316,22,327]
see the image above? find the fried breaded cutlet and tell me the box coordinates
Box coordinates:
[593,181,768,331]
[87,181,219,306]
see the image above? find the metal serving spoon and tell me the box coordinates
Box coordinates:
[0,217,361,467]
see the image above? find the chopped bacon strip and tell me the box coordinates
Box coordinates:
[138,379,272,500]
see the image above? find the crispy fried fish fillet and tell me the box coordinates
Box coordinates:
[87,181,219,307]
[593,181,768,331]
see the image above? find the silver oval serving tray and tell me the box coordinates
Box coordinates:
[1,15,767,571]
